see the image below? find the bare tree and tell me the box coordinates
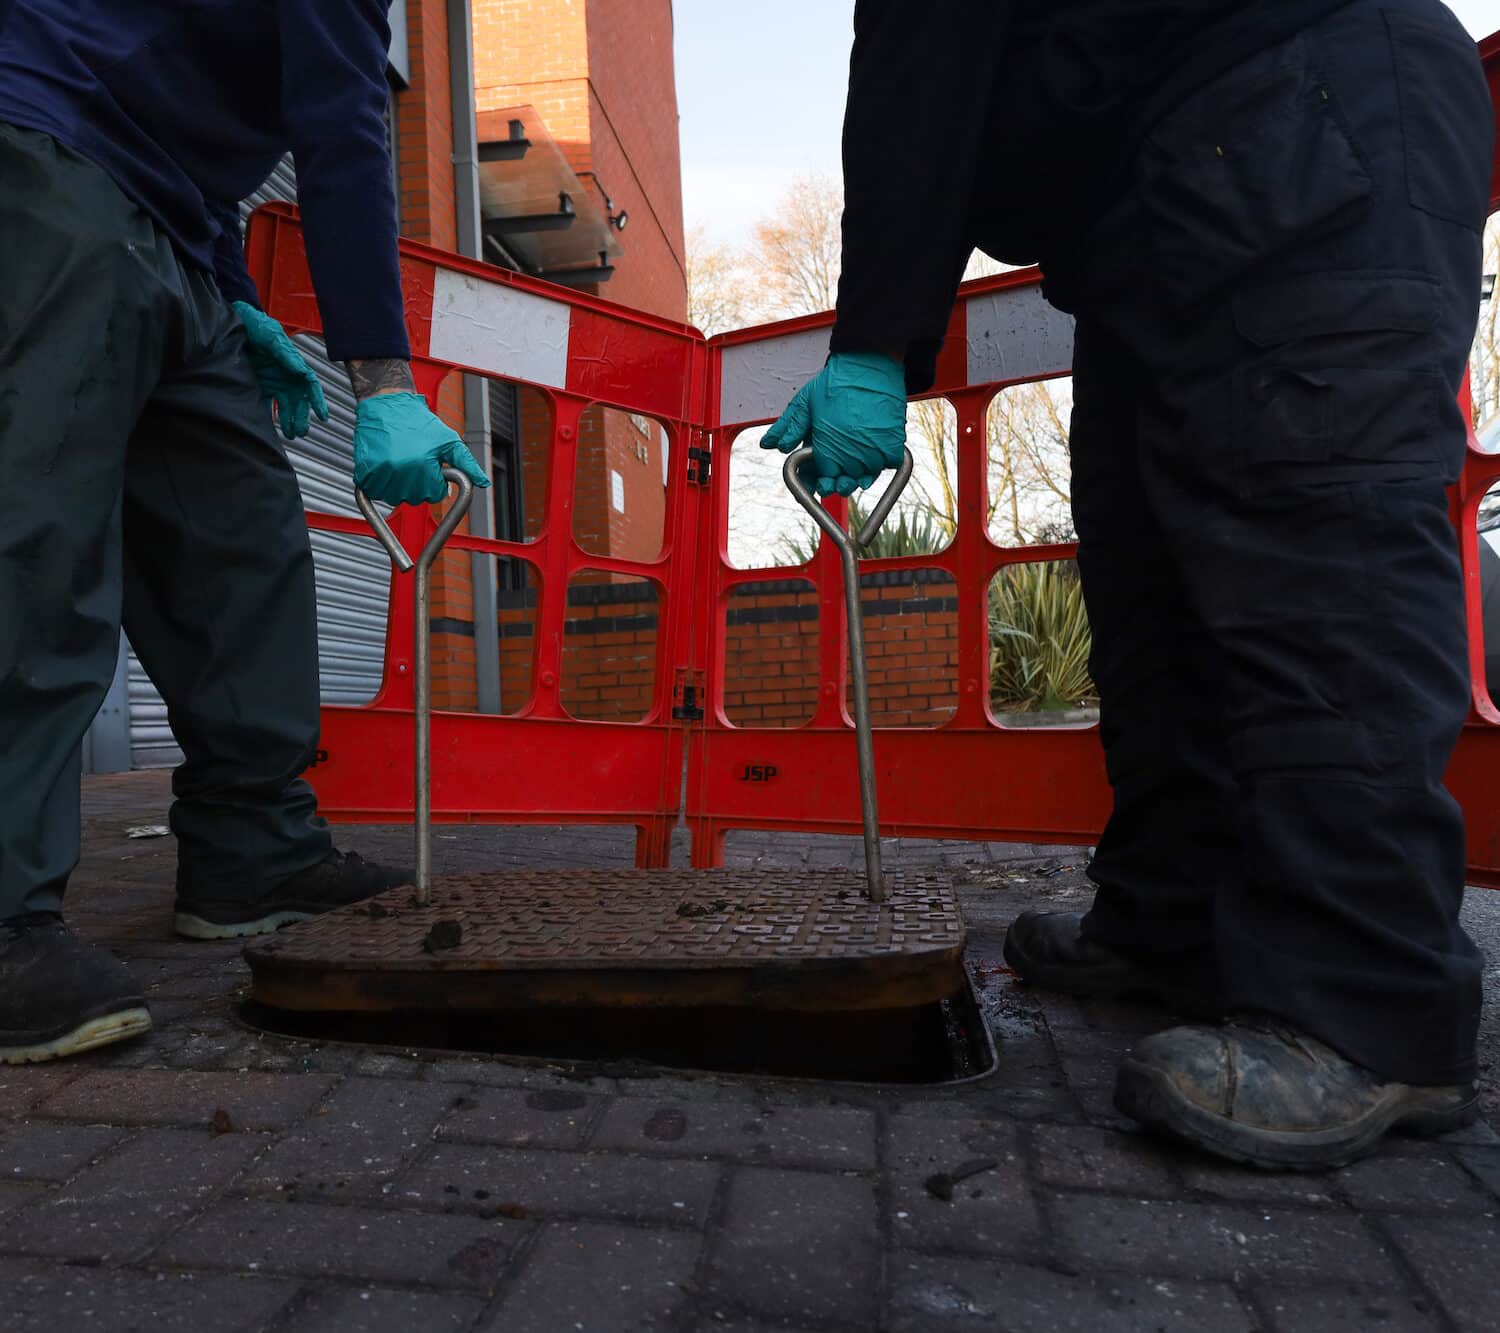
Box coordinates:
[986,379,1075,545]
[749,174,844,318]
[1471,214,1500,431]
[685,226,759,338]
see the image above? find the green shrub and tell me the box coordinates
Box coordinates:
[776,499,948,564]
[989,561,1096,712]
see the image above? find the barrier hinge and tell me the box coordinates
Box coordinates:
[672,668,706,722]
[686,434,712,486]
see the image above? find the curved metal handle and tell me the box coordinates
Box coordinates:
[781,447,915,555]
[356,467,476,576]
[782,447,913,904]
[356,467,476,904]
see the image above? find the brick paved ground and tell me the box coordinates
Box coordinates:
[2,770,1497,1332]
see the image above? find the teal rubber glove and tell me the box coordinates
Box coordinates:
[231,301,329,441]
[761,351,907,497]
[353,391,491,507]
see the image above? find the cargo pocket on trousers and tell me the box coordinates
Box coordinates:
[1385,8,1494,233]
[1230,271,1446,488]
[1139,33,1372,310]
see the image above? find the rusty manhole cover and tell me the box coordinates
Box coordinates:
[245,868,963,1014]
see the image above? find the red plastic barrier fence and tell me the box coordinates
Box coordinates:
[245,204,709,866]
[246,30,1500,881]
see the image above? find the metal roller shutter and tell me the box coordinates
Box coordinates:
[127,157,389,766]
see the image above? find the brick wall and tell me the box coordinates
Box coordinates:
[409,0,687,706]
[470,1,685,321]
[395,0,473,710]
[452,569,963,725]
[582,0,686,321]
[725,572,961,729]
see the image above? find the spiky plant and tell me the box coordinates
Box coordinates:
[988,560,1096,712]
[775,499,949,565]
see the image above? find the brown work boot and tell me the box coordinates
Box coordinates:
[1003,910,1214,1014]
[1114,1016,1478,1169]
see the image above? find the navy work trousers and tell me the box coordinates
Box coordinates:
[1062,0,1493,1084]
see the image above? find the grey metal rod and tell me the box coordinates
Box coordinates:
[783,448,914,903]
[356,468,474,903]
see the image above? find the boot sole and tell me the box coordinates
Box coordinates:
[174,909,316,941]
[1114,1058,1480,1170]
[0,1007,153,1065]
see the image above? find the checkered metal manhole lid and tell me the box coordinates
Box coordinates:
[244,868,964,1013]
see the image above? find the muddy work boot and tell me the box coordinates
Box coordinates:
[1114,1016,1478,1169]
[1003,910,1213,1013]
[174,849,413,940]
[0,914,151,1062]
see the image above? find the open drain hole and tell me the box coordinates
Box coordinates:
[239,970,995,1086]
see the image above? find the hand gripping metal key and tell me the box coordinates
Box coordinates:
[783,447,915,904]
[356,467,474,904]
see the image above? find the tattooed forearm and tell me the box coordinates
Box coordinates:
[346,358,416,399]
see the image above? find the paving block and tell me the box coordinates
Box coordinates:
[154,1198,525,1289]
[0,1182,51,1222]
[60,1127,268,1201]
[242,1078,454,1198]
[1,1195,196,1263]
[1251,1282,1446,1332]
[885,1115,1042,1258]
[0,1122,126,1181]
[352,1052,429,1079]
[706,1167,879,1326]
[0,1259,297,1333]
[37,1070,334,1131]
[425,1058,615,1095]
[439,1087,600,1150]
[1048,1196,1399,1284]
[399,1143,719,1226]
[0,1068,77,1118]
[483,1221,701,1331]
[275,1286,486,1332]
[1453,1144,1500,1201]
[887,1254,1255,1332]
[1384,1214,1500,1331]
[1179,1163,1343,1208]
[1332,1151,1496,1212]
[1030,1123,1179,1196]
[590,1098,877,1171]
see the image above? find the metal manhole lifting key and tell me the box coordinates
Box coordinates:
[783,445,915,905]
[356,466,474,905]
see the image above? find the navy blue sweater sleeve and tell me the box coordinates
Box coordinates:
[277,0,409,363]
[829,0,1011,393]
[208,199,259,308]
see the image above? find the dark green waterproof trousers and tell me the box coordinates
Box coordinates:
[0,122,332,917]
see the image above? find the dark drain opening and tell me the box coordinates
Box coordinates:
[240,971,994,1085]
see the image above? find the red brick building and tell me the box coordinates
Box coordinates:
[395,0,687,713]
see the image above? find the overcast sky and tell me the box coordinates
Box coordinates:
[674,0,1500,245]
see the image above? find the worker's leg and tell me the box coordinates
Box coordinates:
[0,121,171,912]
[1005,320,1235,1009]
[1071,321,1238,991]
[1091,0,1489,1161]
[121,271,333,897]
[122,269,408,939]
[0,122,165,1056]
